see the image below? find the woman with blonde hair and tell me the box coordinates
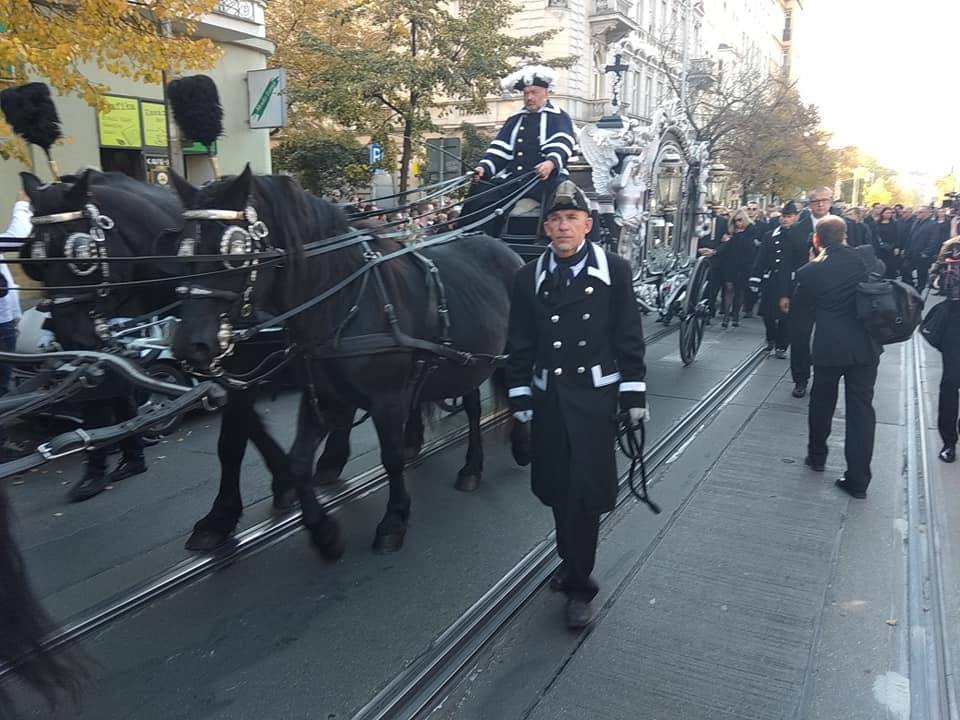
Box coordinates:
[715,207,759,327]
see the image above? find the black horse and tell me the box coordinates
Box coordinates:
[170,166,522,553]
[17,169,351,551]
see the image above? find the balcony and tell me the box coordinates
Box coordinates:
[686,57,716,89]
[198,0,266,43]
[589,0,639,46]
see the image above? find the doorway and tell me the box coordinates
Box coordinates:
[99,148,146,181]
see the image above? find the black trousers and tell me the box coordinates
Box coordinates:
[789,314,811,385]
[460,174,560,238]
[552,503,600,602]
[86,395,143,471]
[938,307,960,447]
[763,315,790,349]
[721,280,746,319]
[807,361,879,490]
[902,258,931,291]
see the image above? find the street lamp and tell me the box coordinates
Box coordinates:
[706,163,730,208]
[656,151,683,210]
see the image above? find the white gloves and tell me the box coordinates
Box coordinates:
[628,407,650,424]
[513,410,533,423]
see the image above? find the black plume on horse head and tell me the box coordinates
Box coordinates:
[0,82,62,156]
[167,74,224,148]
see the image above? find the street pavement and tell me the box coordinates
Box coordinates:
[6,317,766,718]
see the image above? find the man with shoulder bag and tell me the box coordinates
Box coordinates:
[792,217,887,499]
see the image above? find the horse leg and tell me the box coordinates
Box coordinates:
[371,396,412,553]
[313,404,355,486]
[290,394,343,561]
[454,388,484,492]
[247,403,296,511]
[403,402,425,462]
[186,388,253,552]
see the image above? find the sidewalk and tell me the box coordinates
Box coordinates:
[434,331,945,720]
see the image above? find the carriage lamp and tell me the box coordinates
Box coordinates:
[706,163,730,208]
[656,152,683,211]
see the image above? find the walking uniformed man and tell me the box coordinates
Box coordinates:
[460,65,576,238]
[750,201,800,357]
[505,180,648,630]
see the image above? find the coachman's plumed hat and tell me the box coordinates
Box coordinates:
[544,180,591,216]
[501,65,557,93]
[781,200,799,216]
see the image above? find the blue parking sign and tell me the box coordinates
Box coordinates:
[369,143,383,165]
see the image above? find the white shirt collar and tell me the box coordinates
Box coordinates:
[548,240,588,277]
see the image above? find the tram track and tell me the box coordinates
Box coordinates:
[352,342,769,720]
[3,324,683,677]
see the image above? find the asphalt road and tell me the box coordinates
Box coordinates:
[5,317,769,719]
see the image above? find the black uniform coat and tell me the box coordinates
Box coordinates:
[506,242,647,513]
[751,224,791,318]
[792,244,884,367]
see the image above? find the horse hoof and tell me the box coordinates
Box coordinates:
[185,529,232,552]
[313,468,342,486]
[309,519,344,561]
[272,488,298,512]
[372,530,406,554]
[454,472,481,492]
[403,446,422,463]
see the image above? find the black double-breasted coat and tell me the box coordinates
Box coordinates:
[506,242,647,513]
[751,224,791,318]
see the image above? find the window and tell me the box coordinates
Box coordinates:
[423,138,462,186]
[632,70,642,113]
[657,80,665,104]
[645,76,653,115]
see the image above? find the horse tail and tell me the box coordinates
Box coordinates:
[0,487,82,715]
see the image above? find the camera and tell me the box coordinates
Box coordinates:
[943,191,960,212]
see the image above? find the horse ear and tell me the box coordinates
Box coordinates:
[169,169,198,206]
[19,172,43,202]
[218,163,254,209]
[63,168,94,208]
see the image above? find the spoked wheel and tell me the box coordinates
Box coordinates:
[679,257,712,366]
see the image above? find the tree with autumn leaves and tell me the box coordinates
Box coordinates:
[0,0,221,158]
[268,0,563,192]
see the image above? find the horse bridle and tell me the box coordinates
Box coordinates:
[30,202,119,343]
[175,204,274,368]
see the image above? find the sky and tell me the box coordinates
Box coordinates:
[793,0,960,180]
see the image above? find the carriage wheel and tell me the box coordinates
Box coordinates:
[679,257,711,366]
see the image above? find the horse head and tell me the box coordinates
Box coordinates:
[22,169,180,350]
[169,164,279,371]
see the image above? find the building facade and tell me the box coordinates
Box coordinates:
[429,0,800,179]
[0,0,275,202]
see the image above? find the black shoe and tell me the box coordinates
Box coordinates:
[765,341,775,352]
[721,317,730,329]
[774,348,787,359]
[804,456,825,472]
[743,310,754,319]
[108,457,147,483]
[732,319,740,327]
[792,382,807,399]
[565,599,593,630]
[549,564,569,592]
[940,445,957,463]
[835,478,867,499]
[66,468,110,503]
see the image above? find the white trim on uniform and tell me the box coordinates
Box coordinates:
[509,386,532,398]
[591,365,621,387]
[532,368,549,391]
[586,243,612,286]
[619,381,647,393]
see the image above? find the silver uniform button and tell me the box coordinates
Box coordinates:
[578,340,586,347]
[585,286,594,295]
[553,340,562,349]
[517,151,524,157]
[582,313,591,320]
[554,368,563,376]
[551,315,560,323]
[577,366,585,374]
[517,165,524,171]
[517,137,523,143]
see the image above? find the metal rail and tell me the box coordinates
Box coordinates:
[0,325,680,678]
[351,343,770,720]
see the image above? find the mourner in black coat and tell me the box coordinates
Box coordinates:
[902,207,940,290]
[750,201,800,355]
[792,216,884,499]
[461,65,576,238]
[714,209,759,326]
[506,180,647,630]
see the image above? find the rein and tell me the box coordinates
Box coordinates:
[615,414,661,514]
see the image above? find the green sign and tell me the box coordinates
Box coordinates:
[98,95,142,148]
[141,101,168,148]
[182,140,217,155]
